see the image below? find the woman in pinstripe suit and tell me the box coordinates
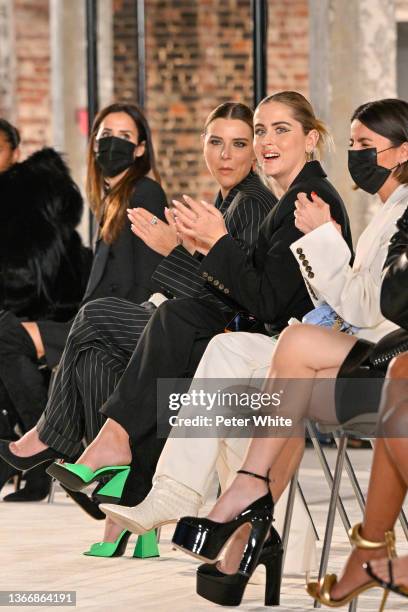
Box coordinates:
[2,103,276,530]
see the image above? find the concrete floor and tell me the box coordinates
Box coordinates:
[1,448,408,612]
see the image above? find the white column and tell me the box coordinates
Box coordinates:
[309,0,397,238]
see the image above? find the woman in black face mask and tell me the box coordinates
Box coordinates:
[0,103,167,501]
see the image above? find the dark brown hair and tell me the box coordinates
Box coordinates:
[203,102,254,134]
[0,119,20,149]
[351,99,408,184]
[86,102,160,244]
[257,91,332,157]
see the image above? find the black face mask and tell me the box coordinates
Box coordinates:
[348,146,399,195]
[96,136,136,178]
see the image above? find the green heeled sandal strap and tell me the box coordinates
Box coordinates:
[83,530,130,557]
[46,461,130,491]
[59,463,129,483]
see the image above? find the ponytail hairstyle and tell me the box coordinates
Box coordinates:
[257,91,333,159]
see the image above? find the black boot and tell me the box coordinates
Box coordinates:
[3,462,51,502]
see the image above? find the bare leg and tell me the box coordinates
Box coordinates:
[327,438,406,599]
[322,354,408,600]
[218,437,305,573]
[102,517,125,542]
[361,354,408,590]
[208,324,356,524]
[75,418,131,471]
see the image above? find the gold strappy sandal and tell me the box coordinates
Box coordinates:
[306,522,396,610]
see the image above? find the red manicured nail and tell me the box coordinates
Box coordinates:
[311,191,317,197]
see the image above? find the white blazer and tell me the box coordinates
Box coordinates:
[290,184,408,342]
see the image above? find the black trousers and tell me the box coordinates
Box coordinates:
[101,298,232,506]
[0,311,48,432]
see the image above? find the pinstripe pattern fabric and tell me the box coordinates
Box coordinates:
[152,172,274,309]
[36,172,277,456]
[36,298,152,455]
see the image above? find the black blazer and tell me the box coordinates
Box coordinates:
[38,176,167,367]
[151,171,277,312]
[381,205,408,329]
[199,161,353,333]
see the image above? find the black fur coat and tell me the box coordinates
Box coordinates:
[0,148,92,321]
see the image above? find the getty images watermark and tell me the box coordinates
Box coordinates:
[155,378,310,438]
[167,388,292,429]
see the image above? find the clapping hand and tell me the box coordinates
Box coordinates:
[127,207,179,256]
[172,195,228,255]
[294,192,342,235]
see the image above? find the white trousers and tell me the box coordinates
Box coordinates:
[155,332,317,574]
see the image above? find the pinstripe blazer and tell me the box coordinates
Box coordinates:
[151,171,277,311]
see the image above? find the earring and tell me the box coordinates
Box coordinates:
[306,150,314,162]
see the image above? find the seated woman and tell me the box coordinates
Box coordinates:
[305,204,408,609]
[0,119,92,499]
[0,103,276,536]
[47,91,351,565]
[163,98,408,607]
[0,102,167,500]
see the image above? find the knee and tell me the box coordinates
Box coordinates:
[271,324,307,368]
[387,352,408,380]
[380,398,408,436]
[205,332,231,356]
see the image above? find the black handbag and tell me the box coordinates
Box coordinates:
[369,327,408,369]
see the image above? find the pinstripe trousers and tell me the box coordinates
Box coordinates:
[36,297,156,456]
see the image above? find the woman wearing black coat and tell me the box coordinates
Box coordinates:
[0,103,167,500]
[0,141,92,497]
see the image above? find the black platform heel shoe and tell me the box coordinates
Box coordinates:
[172,469,273,563]
[196,526,283,606]
[0,439,64,471]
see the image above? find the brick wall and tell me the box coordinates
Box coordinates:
[14,0,51,155]
[4,0,310,199]
[143,0,253,202]
[113,0,138,102]
[112,0,309,203]
[267,0,309,96]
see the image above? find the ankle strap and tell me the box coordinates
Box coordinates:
[349,523,396,558]
[237,469,270,484]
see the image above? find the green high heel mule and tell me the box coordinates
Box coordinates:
[83,529,160,558]
[46,462,129,492]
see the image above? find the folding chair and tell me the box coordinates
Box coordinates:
[307,419,408,611]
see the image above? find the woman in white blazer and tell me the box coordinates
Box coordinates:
[162,98,408,607]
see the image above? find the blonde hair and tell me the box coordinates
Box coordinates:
[257,91,333,158]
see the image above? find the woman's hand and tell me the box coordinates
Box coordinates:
[127,207,179,256]
[172,195,228,255]
[164,207,196,255]
[294,192,342,235]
